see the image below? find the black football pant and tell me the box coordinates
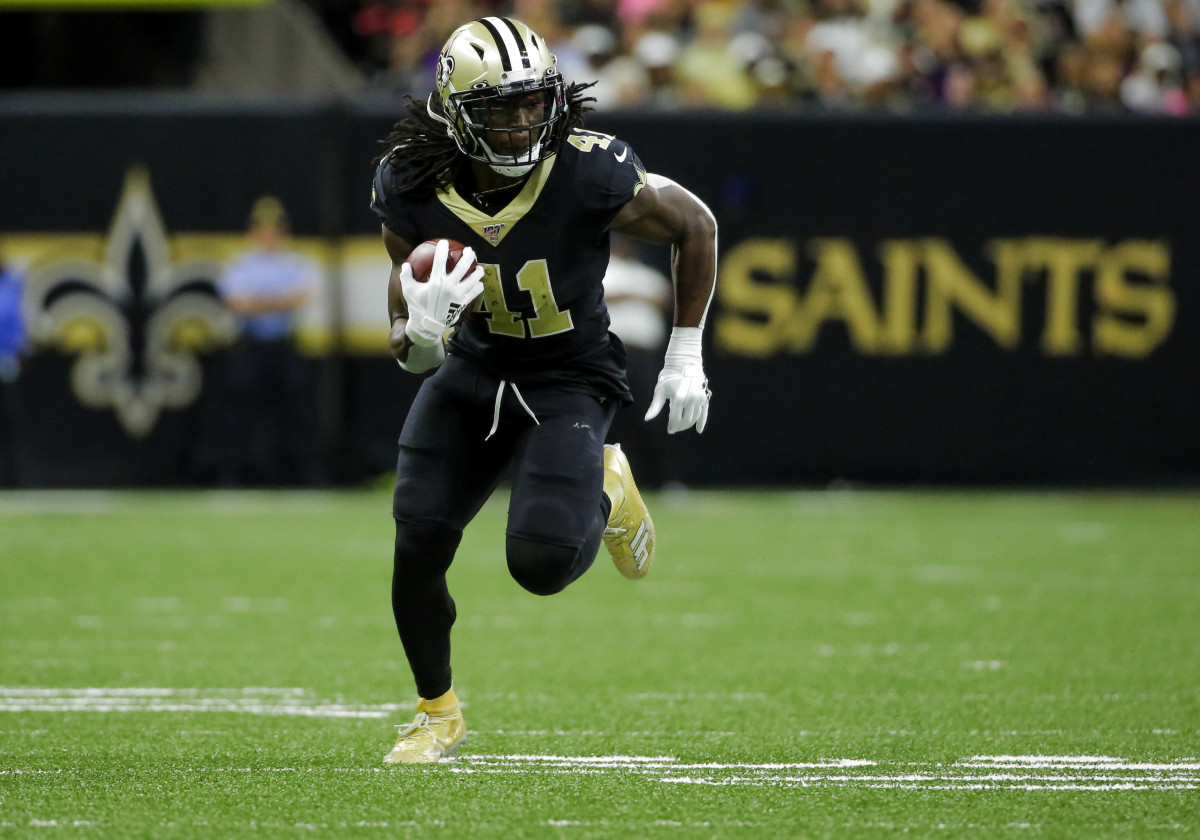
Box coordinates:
[391,355,616,699]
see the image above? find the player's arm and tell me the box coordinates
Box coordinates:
[606,174,716,329]
[606,174,716,434]
[384,225,444,374]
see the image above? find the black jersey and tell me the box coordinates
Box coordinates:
[371,128,649,403]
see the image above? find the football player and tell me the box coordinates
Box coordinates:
[370,16,716,764]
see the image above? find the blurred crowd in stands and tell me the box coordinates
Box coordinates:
[342,0,1200,114]
[2,0,1199,115]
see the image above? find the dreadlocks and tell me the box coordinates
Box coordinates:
[375,82,597,201]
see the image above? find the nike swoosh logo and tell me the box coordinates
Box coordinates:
[614,148,627,163]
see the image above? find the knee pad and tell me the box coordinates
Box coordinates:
[505,535,581,597]
[394,519,461,581]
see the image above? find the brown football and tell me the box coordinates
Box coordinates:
[405,239,481,316]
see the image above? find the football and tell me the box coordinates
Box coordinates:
[405,239,481,317]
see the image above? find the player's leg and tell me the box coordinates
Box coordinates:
[391,368,513,689]
[386,369,511,764]
[503,392,617,595]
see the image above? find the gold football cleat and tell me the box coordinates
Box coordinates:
[602,444,655,579]
[383,688,466,764]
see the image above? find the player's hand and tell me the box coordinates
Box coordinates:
[400,239,485,346]
[645,327,711,434]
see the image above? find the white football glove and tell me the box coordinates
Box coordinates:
[400,239,485,347]
[645,327,711,434]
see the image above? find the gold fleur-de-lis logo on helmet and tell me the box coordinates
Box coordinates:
[436,53,455,91]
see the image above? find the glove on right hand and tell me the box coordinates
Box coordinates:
[401,239,485,347]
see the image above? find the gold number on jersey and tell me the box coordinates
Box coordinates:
[567,130,613,153]
[476,264,524,337]
[518,260,574,337]
[476,261,575,339]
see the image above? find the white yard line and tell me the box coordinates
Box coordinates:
[0,687,407,719]
[4,754,1197,793]
[442,754,1199,791]
[3,688,1197,793]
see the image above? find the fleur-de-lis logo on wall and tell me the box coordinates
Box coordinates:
[24,166,238,438]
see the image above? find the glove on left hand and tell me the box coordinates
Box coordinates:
[645,327,711,434]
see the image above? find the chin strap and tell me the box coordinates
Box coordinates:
[489,162,538,177]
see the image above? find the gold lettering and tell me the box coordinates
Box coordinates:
[790,239,879,353]
[877,240,922,354]
[714,238,798,357]
[1020,238,1104,356]
[712,236,1174,359]
[923,239,1019,353]
[1093,241,1174,358]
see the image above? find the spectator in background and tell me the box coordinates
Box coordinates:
[948,15,1049,111]
[632,30,685,108]
[560,0,621,28]
[1167,0,1200,64]
[218,196,325,487]
[365,0,479,98]
[804,0,902,108]
[350,0,1198,114]
[618,0,690,32]
[1081,45,1128,110]
[349,0,426,78]
[1186,63,1200,110]
[571,23,650,108]
[676,1,760,108]
[1121,40,1189,112]
[1052,40,1091,112]
[0,258,24,385]
[1075,0,1169,45]
[603,235,674,489]
[11,0,1200,115]
[0,255,25,485]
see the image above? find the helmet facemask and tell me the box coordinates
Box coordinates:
[448,77,566,177]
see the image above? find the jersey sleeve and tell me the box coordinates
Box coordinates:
[370,152,422,245]
[569,132,649,225]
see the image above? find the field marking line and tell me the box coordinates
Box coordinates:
[0,686,408,719]
[659,778,1199,791]
[6,756,1198,794]
[4,691,1198,794]
[443,753,1200,792]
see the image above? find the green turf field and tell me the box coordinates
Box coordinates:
[1,489,1198,838]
